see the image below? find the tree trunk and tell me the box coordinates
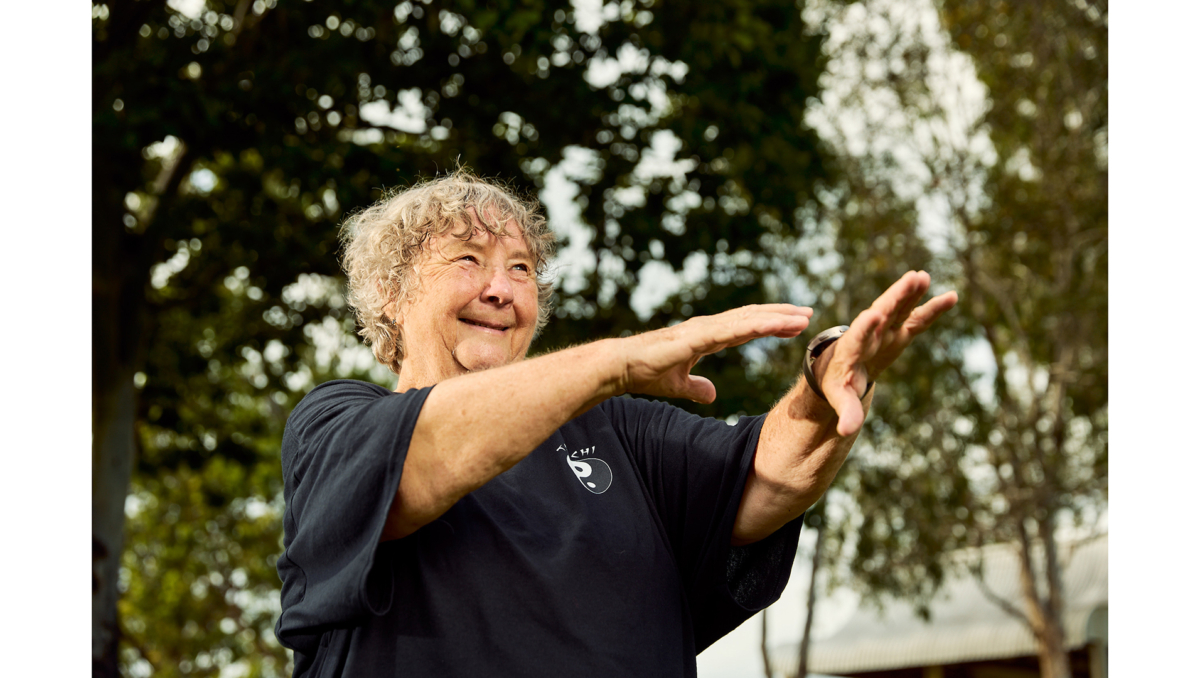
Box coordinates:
[92,139,150,676]
[761,606,774,678]
[1014,520,1073,678]
[93,376,136,677]
[797,524,823,678]
[1035,513,1072,678]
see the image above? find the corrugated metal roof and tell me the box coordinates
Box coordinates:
[772,534,1107,676]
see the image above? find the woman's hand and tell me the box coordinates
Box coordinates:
[818,271,958,436]
[616,304,813,403]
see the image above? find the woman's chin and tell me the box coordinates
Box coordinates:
[453,345,514,373]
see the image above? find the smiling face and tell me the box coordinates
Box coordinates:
[393,219,540,390]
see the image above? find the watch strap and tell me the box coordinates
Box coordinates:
[803,325,873,402]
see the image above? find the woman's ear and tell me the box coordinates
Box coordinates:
[382,303,400,330]
[377,278,398,326]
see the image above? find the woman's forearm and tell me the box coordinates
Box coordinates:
[383,339,627,540]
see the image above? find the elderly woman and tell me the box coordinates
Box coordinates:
[275,171,956,677]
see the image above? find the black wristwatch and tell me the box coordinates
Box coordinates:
[802,325,873,402]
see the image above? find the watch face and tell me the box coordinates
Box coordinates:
[808,325,849,355]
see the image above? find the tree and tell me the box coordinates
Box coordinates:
[794,508,826,678]
[936,3,1106,675]
[775,0,1106,677]
[93,0,835,675]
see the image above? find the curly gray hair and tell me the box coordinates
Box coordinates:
[339,170,556,375]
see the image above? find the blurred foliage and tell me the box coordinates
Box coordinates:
[776,0,1106,669]
[94,0,836,675]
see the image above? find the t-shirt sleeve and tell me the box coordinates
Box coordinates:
[600,396,804,651]
[274,380,432,656]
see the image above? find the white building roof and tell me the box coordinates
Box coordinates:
[772,534,1107,676]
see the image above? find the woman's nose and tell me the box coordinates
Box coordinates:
[481,265,514,305]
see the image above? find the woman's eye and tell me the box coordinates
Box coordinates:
[459,255,478,264]
[513,263,530,272]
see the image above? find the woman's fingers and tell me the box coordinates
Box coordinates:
[686,305,812,355]
[843,308,886,364]
[680,374,717,404]
[830,276,960,388]
[872,271,932,329]
[903,290,958,335]
[624,304,811,399]
[827,383,866,437]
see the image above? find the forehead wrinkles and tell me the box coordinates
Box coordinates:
[419,223,527,267]
[443,205,532,255]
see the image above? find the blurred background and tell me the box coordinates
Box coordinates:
[91,0,1107,676]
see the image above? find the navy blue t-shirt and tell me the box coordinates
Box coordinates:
[275,379,802,677]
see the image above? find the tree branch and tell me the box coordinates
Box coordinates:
[968,550,1033,630]
[1013,519,1049,644]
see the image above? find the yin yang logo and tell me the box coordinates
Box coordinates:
[565,455,613,494]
